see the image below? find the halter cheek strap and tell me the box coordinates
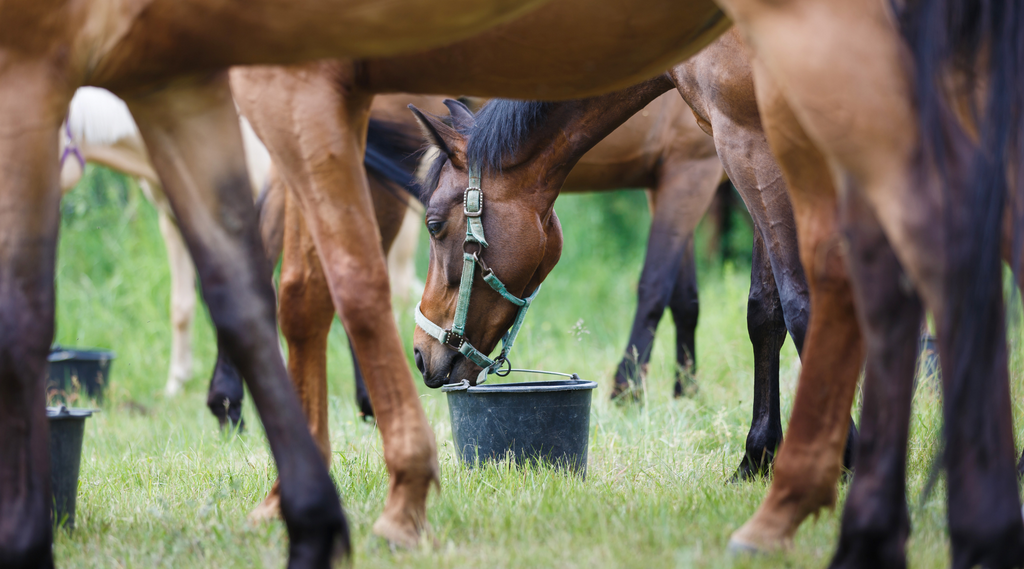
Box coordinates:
[414,162,541,385]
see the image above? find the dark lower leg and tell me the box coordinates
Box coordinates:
[830,192,919,569]
[611,224,688,399]
[734,230,785,480]
[668,237,699,398]
[351,341,374,419]
[206,340,245,431]
[0,70,65,568]
[0,223,58,569]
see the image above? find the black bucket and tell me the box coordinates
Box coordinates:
[443,373,597,477]
[47,347,115,403]
[47,405,94,530]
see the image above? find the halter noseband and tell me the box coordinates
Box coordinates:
[414,162,540,386]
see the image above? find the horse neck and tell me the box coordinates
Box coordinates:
[508,74,675,205]
[561,93,685,193]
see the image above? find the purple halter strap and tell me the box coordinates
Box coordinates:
[60,117,86,171]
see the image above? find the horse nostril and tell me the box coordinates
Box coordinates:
[414,348,427,377]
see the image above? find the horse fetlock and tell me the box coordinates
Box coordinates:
[730,471,837,552]
[375,436,439,548]
[374,470,437,549]
[282,485,350,567]
[735,421,782,479]
[249,481,282,523]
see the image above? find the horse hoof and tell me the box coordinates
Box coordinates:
[164,380,184,397]
[610,383,644,405]
[248,494,281,524]
[727,537,765,556]
[372,514,426,549]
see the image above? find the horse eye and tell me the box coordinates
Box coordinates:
[426,220,446,237]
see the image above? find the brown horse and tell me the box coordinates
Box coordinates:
[2,0,734,564]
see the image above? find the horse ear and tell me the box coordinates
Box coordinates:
[408,104,466,168]
[443,98,475,132]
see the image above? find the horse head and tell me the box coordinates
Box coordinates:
[410,99,564,388]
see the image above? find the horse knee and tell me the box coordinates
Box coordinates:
[334,268,392,339]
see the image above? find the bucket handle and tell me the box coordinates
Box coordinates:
[441,368,584,392]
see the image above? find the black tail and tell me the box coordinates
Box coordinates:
[899,0,1024,416]
[365,117,427,205]
[900,2,1024,562]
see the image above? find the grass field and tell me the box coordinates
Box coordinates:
[47,166,1022,567]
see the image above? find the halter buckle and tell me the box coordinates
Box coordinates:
[441,329,466,350]
[464,187,483,218]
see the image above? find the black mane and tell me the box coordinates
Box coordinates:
[418,99,553,202]
[466,99,553,172]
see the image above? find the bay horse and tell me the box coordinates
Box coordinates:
[2,0,732,564]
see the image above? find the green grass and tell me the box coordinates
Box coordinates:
[48,167,1004,567]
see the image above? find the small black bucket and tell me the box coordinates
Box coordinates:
[47,347,115,403]
[47,405,94,530]
[443,372,597,477]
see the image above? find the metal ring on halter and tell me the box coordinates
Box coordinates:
[463,240,483,256]
[494,357,512,377]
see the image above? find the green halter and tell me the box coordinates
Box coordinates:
[415,162,540,386]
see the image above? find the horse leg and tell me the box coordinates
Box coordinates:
[148,187,198,397]
[232,63,437,547]
[250,188,337,519]
[667,235,699,398]
[350,342,374,419]
[828,166,920,569]
[124,73,348,563]
[0,67,65,568]
[257,164,287,268]
[206,167,290,430]
[732,229,786,480]
[387,205,424,306]
[206,340,245,431]
[728,64,864,552]
[611,156,721,400]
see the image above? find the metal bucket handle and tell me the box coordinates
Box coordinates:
[441,368,584,392]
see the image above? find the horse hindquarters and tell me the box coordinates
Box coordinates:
[125,73,348,564]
